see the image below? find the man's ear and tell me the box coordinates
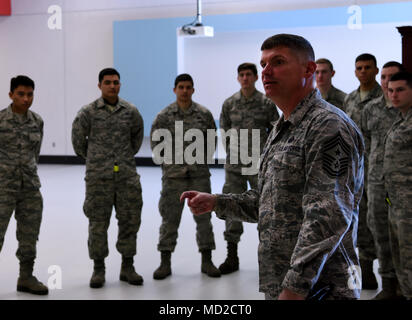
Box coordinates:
[305,61,317,78]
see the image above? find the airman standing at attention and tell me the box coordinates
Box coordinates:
[383,71,412,301]
[343,53,383,290]
[72,68,144,289]
[315,58,347,110]
[151,73,220,280]
[361,61,404,299]
[219,62,279,274]
[0,75,48,295]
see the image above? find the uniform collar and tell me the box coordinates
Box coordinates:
[271,89,319,136]
[96,97,126,110]
[171,101,197,114]
[283,89,319,127]
[323,85,337,100]
[237,89,259,102]
[402,106,412,121]
[356,81,382,100]
[7,104,35,123]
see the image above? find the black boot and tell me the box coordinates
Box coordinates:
[153,251,172,280]
[374,277,405,300]
[90,259,105,288]
[17,260,48,295]
[219,242,239,275]
[120,256,143,285]
[360,259,378,290]
[201,250,221,278]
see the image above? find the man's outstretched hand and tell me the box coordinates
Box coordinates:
[180,191,217,215]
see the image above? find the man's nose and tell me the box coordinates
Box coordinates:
[262,65,270,76]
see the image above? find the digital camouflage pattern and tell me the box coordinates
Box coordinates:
[220,89,277,244]
[383,107,412,298]
[72,97,144,260]
[158,176,216,252]
[361,96,399,278]
[361,96,399,184]
[0,105,43,191]
[320,85,347,111]
[72,97,144,181]
[151,102,217,252]
[343,82,383,124]
[0,105,43,262]
[150,101,217,178]
[215,90,364,299]
[219,90,279,173]
[83,176,143,259]
[221,171,258,244]
[343,83,383,261]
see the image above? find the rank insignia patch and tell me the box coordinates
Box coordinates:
[322,133,350,178]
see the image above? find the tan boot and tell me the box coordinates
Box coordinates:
[90,259,105,288]
[120,257,143,285]
[153,251,172,280]
[201,250,221,278]
[17,261,48,295]
[219,242,239,275]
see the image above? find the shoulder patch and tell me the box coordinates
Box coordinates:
[322,132,351,178]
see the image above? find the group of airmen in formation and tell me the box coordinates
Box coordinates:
[0,33,411,300]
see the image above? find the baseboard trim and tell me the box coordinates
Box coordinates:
[38,156,224,168]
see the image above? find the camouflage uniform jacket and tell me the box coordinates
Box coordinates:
[361,96,399,184]
[321,85,347,111]
[343,82,383,127]
[71,97,144,181]
[215,90,364,299]
[383,107,412,192]
[150,101,216,178]
[219,90,279,173]
[0,105,43,191]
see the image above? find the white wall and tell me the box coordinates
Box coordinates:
[181,22,406,120]
[0,0,410,156]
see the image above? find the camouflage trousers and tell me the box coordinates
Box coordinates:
[158,176,216,252]
[222,171,258,243]
[366,183,396,278]
[357,189,377,261]
[388,190,412,298]
[83,175,143,260]
[0,189,42,263]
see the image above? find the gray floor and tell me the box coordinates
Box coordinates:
[0,165,380,300]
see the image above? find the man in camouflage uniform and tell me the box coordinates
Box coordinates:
[315,58,347,110]
[384,71,412,300]
[0,75,48,295]
[151,73,220,279]
[218,62,279,274]
[182,34,364,300]
[72,68,144,288]
[361,61,404,299]
[343,53,382,289]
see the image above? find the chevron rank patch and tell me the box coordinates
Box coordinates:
[322,132,350,178]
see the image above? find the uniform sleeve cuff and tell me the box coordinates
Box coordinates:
[214,194,229,220]
[281,269,311,298]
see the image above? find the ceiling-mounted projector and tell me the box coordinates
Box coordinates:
[178,0,214,38]
[177,25,214,38]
